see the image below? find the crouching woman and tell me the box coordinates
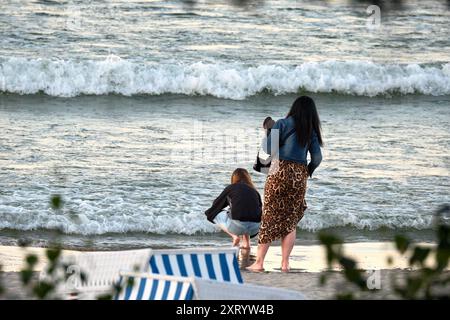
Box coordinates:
[205,168,262,248]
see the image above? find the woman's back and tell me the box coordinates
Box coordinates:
[226,182,262,222]
[204,181,262,223]
[264,116,322,175]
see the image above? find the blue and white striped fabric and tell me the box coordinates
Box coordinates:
[115,272,307,300]
[115,274,194,300]
[148,248,243,284]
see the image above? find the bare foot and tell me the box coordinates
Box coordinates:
[281,264,290,272]
[232,235,240,247]
[246,263,264,272]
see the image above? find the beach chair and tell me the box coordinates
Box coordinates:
[115,271,306,300]
[39,248,153,300]
[148,247,243,284]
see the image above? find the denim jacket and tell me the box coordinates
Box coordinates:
[263,116,322,176]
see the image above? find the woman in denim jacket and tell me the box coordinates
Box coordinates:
[247,96,323,272]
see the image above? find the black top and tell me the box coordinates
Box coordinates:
[205,182,262,223]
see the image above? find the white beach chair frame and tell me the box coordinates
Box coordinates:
[39,248,153,300]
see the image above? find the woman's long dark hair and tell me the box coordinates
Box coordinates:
[287,96,323,147]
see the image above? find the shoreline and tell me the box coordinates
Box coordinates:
[0,227,438,252]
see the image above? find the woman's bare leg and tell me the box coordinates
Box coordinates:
[241,234,250,249]
[217,225,240,247]
[246,242,270,271]
[281,229,296,271]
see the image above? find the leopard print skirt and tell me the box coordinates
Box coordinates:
[258,159,308,244]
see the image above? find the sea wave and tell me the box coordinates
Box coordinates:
[1,56,450,99]
[0,206,435,236]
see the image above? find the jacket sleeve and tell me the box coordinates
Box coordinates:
[307,130,322,177]
[204,185,231,223]
[257,192,263,213]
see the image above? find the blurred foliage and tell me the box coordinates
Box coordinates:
[0,265,4,296]
[391,205,450,299]
[318,232,368,299]
[95,265,138,300]
[0,195,84,299]
[319,205,450,299]
[0,194,129,300]
[15,248,60,299]
[50,194,63,210]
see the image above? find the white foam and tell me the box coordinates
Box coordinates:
[0,204,435,236]
[1,57,449,99]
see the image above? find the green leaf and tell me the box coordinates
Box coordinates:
[113,282,123,296]
[126,277,135,288]
[420,267,435,278]
[318,232,343,246]
[0,266,4,296]
[436,204,450,216]
[404,276,424,299]
[394,235,410,254]
[437,225,450,250]
[336,292,354,300]
[409,246,431,266]
[435,248,450,271]
[323,249,335,267]
[20,270,33,285]
[47,264,56,275]
[318,232,343,267]
[387,256,393,265]
[80,271,88,284]
[46,248,62,263]
[319,274,327,286]
[343,268,367,290]
[26,254,38,267]
[339,257,357,270]
[50,195,63,210]
[33,282,55,299]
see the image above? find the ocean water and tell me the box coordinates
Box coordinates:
[0,0,449,249]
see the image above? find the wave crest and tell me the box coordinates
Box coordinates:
[1,56,450,99]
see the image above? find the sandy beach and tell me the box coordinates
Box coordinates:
[1,242,448,300]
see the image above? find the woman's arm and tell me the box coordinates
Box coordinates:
[204,185,231,223]
[308,130,322,177]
